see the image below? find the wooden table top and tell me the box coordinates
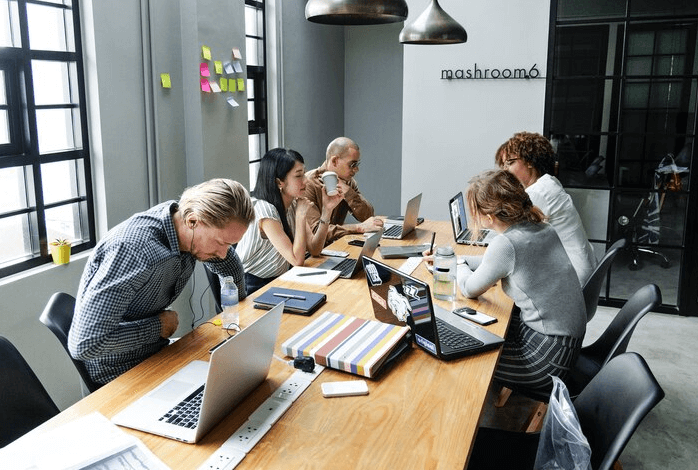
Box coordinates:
[14,220,512,470]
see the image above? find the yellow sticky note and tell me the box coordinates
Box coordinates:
[229,78,236,92]
[237,78,245,91]
[202,45,211,60]
[214,61,223,74]
[220,78,228,92]
[160,73,171,88]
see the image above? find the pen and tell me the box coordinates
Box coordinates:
[297,270,327,277]
[273,293,307,300]
[429,231,436,253]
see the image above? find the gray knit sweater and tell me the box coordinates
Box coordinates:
[457,222,586,339]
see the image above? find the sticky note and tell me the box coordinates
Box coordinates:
[233,61,243,73]
[202,45,211,60]
[210,81,221,93]
[200,62,210,77]
[220,78,228,91]
[200,78,211,93]
[214,61,223,74]
[160,73,171,88]
[229,78,236,92]
[237,78,245,91]
[227,96,239,107]
[232,47,242,59]
[224,61,234,74]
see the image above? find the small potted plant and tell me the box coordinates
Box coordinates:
[49,238,71,265]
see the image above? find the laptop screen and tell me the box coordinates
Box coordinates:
[362,256,439,356]
[449,192,468,239]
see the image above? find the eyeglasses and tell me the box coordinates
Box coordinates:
[502,157,520,168]
[348,160,361,169]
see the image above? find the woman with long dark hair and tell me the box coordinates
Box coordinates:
[236,148,343,295]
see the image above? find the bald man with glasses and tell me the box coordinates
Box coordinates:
[304,136,384,244]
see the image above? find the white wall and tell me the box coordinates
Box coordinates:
[402,0,551,220]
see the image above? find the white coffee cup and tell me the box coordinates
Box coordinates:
[321,171,339,196]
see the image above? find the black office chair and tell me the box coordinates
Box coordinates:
[582,238,626,323]
[39,292,102,394]
[618,196,670,271]
[0,336,60,447]
[203,264,223,314]
[566,283,661,397]
[468,352,665,470]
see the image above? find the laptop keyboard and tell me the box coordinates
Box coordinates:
[435,318,484,351]
[332,258,356,277]
[464,229,488,243]
[383,225,402,238]
[159,384,204,429]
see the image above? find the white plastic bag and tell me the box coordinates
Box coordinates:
[533,377,592,470]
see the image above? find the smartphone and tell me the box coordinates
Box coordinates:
[321,380,369,398]
[348,239,365,247]
[452,306,497,325]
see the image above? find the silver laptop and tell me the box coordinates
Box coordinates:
[449,191,496,246]
[361,256,503,360]
[379,231,435,259]
[383,193,422,240]
[317,229,382,278]
[112,302,284,443]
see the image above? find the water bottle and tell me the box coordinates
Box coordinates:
[433,246,457,301]
[220,276,240,330]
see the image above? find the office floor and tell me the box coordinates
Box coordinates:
[480,306,698,469]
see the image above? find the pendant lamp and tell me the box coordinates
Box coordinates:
[305,0,409,25]
[399,0,467,44]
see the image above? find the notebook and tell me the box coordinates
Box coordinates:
[382,193,422,240]
[279,266,342,286]
[361,256,503,361]
[317,229,382,278]
[254,287,326,315]
[449,191,496,246]
[111,302,284,443]
[281,311,411,379]
[379,231,435,259]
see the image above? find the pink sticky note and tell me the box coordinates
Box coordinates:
[200,63,210,77]
[200,78,211,93]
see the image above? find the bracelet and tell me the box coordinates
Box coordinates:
[319,219,329,225]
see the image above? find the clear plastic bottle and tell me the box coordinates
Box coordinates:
[433,246,457,301]
[220,276,239,330]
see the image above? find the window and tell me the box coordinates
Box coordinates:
[0,0,94,277]
[244,0,267,190]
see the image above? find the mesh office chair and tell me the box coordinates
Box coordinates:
[0,336,60,447]
[39,292,102,394]
[582,238,626,323]
[468,352,665,470]
[566,283,661,397]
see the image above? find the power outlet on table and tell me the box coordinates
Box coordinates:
[247,396,292,427]
[223,421,272,453]
[197,448,245,470]
[272,376,312,402]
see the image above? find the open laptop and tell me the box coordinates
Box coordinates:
[317,229,382,278]
[382,193,422,240]
[449,191,496,246]
[361,256,503,360]
[112,302,284,443]
[379,231,435,259]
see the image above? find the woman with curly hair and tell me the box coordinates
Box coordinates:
[496,131,596,285]
[458,169,586,394]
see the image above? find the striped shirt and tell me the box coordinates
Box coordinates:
[69,201,246,385]
[236,198,297,278]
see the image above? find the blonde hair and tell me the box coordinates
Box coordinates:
[466,170,544,237]
[178,178,254,228]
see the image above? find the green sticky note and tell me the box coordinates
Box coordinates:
[220,78,228,91]
[214,61,223,74]
[237,78,245,91]
[160,73,171,88]
[202,45,211,60]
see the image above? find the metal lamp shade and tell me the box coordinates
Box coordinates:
[305,0,409,25]
[399,0,467,44]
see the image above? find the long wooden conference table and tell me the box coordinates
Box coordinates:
[18,220,513,469]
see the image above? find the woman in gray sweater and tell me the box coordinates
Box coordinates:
[457,169,586,393]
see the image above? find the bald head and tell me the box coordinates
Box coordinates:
[326,137,359,162]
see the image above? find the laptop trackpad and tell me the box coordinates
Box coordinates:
[150,380,194,402]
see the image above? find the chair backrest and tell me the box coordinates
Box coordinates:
[204,264,223,314]
[38,292,101,393]
[582,238,626,322]
[574,352,664,470]
[584,283,661,369]
[0,336,60,447]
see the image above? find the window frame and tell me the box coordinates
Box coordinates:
[245,0,268,185]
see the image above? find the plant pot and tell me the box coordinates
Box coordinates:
[50,244,71,265]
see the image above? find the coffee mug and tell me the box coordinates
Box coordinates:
[321,171,339,196]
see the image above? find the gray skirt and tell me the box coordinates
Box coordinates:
[494,309,583,394]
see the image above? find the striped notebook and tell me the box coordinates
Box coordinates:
[281,311,411,378]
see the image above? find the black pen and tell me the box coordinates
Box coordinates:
[297,270,327,277]
[273,293,306,300]
[429,231,436,253]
